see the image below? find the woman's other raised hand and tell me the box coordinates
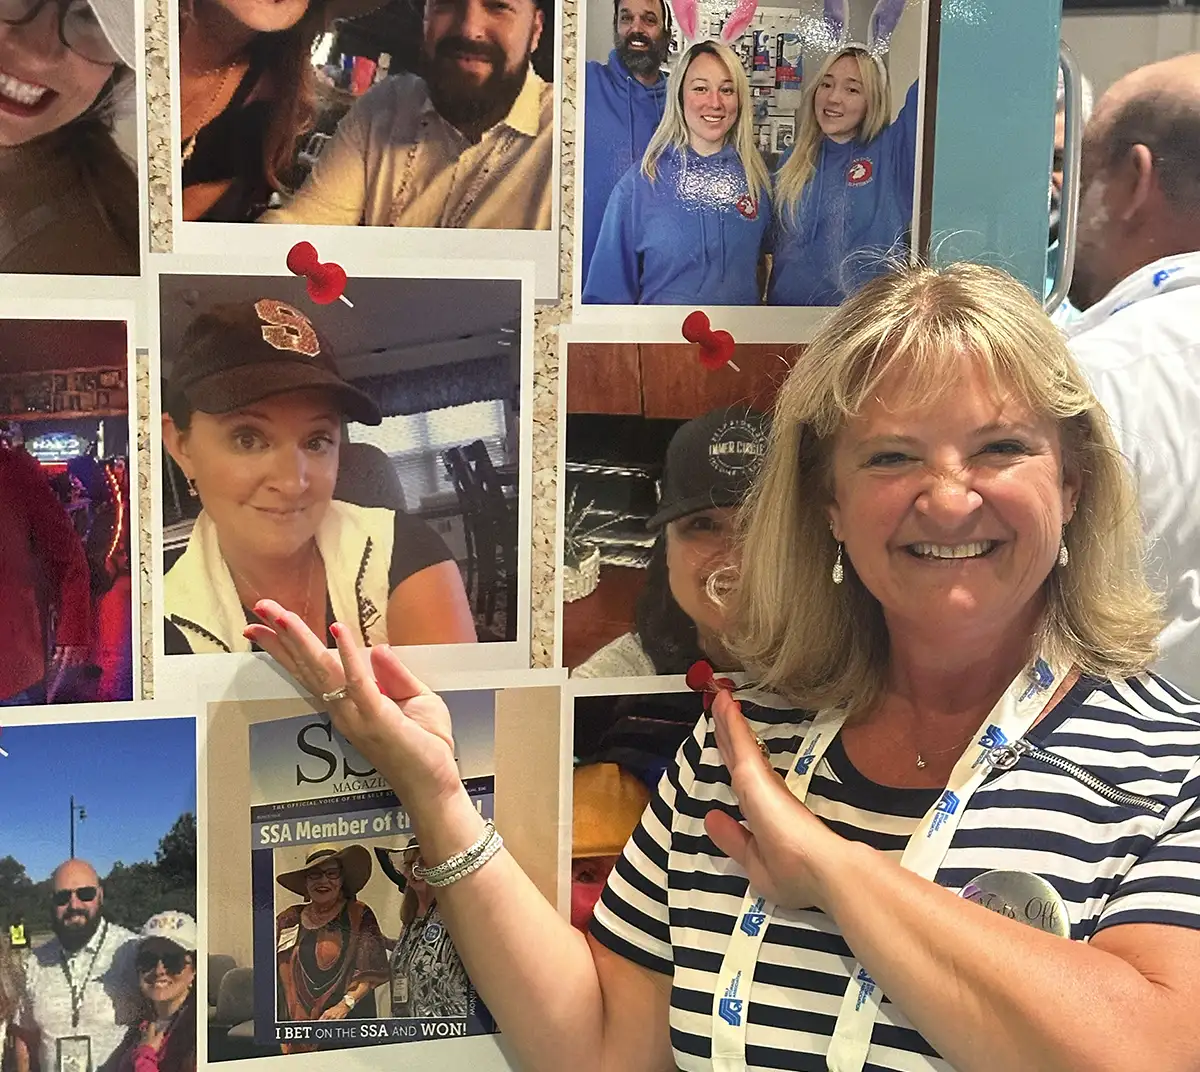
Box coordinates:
[245,599,463,814]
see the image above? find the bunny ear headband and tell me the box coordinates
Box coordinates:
[801,0,909,76]
[670,0,760,47]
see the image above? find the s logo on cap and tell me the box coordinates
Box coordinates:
[255,299,320,357]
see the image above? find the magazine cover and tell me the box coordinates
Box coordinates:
[247,700,497,1055]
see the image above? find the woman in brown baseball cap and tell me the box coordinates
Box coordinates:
[161,297,476,655]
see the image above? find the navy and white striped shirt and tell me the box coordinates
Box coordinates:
[590,674,1200,1071]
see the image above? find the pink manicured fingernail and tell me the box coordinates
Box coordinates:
[330,623,342,640]
[274,617,288,630]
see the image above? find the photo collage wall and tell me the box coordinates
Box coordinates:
[0,0,954,1066]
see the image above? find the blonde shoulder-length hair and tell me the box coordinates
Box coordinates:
[774,47,890,224]
[642,40,770,201]
[726,262,1161,713]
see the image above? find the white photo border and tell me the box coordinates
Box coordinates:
[568,0,932,338]
[145,252,537,700]
[165,0,565,304]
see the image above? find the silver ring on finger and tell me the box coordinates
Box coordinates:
[321,685,350,704]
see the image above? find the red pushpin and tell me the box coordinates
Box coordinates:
[287,242,354,307]
[682,311,739,372]
[685,660,737,711]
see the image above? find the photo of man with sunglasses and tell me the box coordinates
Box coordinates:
[16,859,141,1072]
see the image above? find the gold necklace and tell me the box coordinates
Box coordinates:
[869,714,982,770]
[229,547,320,629]
[180,63,242,165]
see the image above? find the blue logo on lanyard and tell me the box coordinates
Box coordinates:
[740,898,767,937]
[794,733,821,775]
[928,789,961,837]
[1019,658,1055,701]
[972,723,1010,768]
[718,972,744,1026]
[1152,266,1182,287]
[978,725,1008,750]
[854,967,877,1011]
[935,790,960,815]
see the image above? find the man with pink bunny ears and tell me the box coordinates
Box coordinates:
[767,0,920,306]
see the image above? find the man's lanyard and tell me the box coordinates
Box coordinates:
[710,657,1065,1072]
[59,920,108,1029]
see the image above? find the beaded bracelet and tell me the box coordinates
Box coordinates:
[412,821,504,888]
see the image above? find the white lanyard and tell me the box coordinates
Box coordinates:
[710,656,1066,1072]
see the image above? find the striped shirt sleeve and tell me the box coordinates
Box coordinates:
[1094,758,1200,932]
[589,712,708,974]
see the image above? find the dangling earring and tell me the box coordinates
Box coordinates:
[1057,534,1069,568]
[186,477,198,498]
[832,542,844,585]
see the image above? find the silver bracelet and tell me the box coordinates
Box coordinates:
[424,828,504,888]
[412,821,503,888]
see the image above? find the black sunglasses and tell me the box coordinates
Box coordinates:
[53,886,98,907]
[136,949,190,976]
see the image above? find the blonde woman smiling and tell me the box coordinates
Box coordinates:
[768,43,918,306]
[583,40,770,306]
[254,263,1199,1072]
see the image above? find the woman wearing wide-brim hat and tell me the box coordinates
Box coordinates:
[274,844,388,1051]
[177,0,382,223]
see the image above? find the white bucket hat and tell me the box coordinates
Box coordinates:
[87,0,136,68]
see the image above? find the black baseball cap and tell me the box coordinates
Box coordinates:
[165,299,381,426]
[647,404,770,531]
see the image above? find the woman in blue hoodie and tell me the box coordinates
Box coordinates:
[767,45,919,307]
[583,40,771,306]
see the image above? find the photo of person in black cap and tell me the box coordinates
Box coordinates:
[572,404,770,678]
[160,296,477,655]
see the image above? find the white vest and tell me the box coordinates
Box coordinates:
[164,500,395,654]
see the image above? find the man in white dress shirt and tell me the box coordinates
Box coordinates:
[267,0,552,230]
[17,859,140,1072]
[1066,53,1200,697]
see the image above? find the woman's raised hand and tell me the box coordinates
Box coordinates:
[246,599,463,814]
[704,688,846,913]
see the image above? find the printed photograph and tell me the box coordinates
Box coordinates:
[176,0,557,229]
[577,0,925,306]
[0,717,197,1072]
[570,689,700,932]
[0,318,135,707]
[206,694,499,1060]
[562,339,787,677]
[0,0,140,275]
[156,272,525,657]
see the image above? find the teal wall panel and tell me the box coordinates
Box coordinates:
[929,0,1064,293]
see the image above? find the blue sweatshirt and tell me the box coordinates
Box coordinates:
[767,80,920,307]
[581,52,668,284]
[583,144,770,306]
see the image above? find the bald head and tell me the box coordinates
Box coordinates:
[53,859,100,889]
[1070,52,1200,310]
[51,859,104,952]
